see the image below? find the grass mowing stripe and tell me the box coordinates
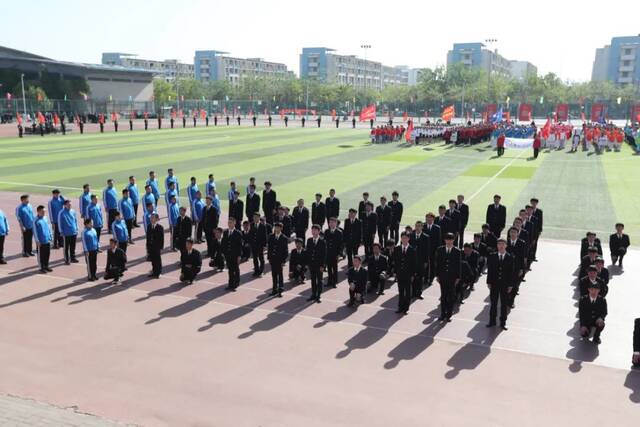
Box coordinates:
[0,128,349,173]
[596,144,639,242]
[0,131,363,187]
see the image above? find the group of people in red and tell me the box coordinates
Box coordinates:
[370,124,406,143]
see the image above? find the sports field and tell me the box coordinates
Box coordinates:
[0,125,638,242]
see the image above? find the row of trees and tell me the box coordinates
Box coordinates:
[0,68,89,101]
[151,63,640,112]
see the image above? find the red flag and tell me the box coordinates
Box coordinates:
[518,104,532,122]
[441,105,455,122]
[636,113,640,123]
[200,109,206,119]
[555,104,569,121]
[405,120,413,142]
[53,113,60,125]
[542,117,551,138]
[359,104,376,122]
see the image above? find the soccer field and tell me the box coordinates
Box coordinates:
[1,126,638,242]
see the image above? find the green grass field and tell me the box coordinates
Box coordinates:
[1,126,639,242]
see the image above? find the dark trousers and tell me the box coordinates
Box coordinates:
[37,243,50,269]
[271,262,284,292]
[326,256,338,286]
[457,228,465,248]
[363,235,375,258]
[533,148,539,158]
[85,250,97,279]
[489,285,509,325]
[181,266,199,282]
[295,228,307,246]
[497,147,504,156]
[389,223,400,245]
[63,235,76,262]
[52,223,64,248]
[397,276,412,312]
[195,222,203,242]
[204,232,214,257]
[22,229,33,255]
[490,226,503,239]
[289,265,306,282]
[581,321,605,339]
[252,248,265,274]
[107,209,118,232]
[150,249,162,276]
[94,227,102,248]
[369,274,385,294]
[612,248,627,265]
[428,256,436,283]
[227,258,240,289]
[125,219,134,242]
[377,226,389,246]
[413,263,427,297]
[0,235,4,260]
[346,243,359,267]
[118,241,128,253]
[132,204,139,226]
[104,267,124,281]
[439,278,456,319]
[310,267,323,299]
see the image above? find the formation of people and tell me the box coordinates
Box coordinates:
[1,170,551,330]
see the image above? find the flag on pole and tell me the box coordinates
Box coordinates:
[490,107,503,123]
[541,117,551,138]
[359,104,376,122]
[441,105,455,122]
[405,120,413,143]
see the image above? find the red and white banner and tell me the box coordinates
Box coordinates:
[518,104,532,122]
[441,105,455,122]
[591,103,606,122]
[485,104,498,121]
[555,104,569,122]
[631,104,640,123]
[359,104,376,122]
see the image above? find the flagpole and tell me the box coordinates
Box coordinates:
[20,73,27,117]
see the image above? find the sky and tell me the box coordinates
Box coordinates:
[1,0,636,82]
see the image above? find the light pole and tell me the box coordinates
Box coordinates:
[484,38,497,102]
[20,73,27,116]
[361,44,371,107]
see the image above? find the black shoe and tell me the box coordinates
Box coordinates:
[28,252,35,256]
[65,261,70,265]
[348,301,355,307]
[510,304,515,309]
[377,291,384,296]
[395,310,403,314]
[459,300,465,305]
[438,317,445,321]
[91,276,98,281]
[486,323,496,327]
[270,290,277,296]
[71,258,79,263]
[88,277,95,281]
[52,246,59,250]
[593,336,601,344]
[306,297,315,302]
[416,295,424,300]
[22,253,29,258]
[46,268,53,272]
[39,269,48,274]
[446,317,452,322]
[315,298,321,303]
[277,292,282,298]
[500,324,508,331]
[147,274,156,278]
[0,259,6,264]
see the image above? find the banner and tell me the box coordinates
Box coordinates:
[485,104,498,120]
[359,104,376,122]
[518,104,532,122]
[632,104,640,123]
[556,104,569,121]
[591,103,606,122]
[441,105,455,122]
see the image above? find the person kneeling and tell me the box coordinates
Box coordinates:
[180,238,202,285]
[347,256,367,307]
[288,238,307,284]
[579,281,607,344]
[104,238,127,285]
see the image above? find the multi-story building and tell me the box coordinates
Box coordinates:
[446,42,537,80]
[101,53,194,81]
[194,50,292,84]
[591,35,640,86]
[396,66,424,86]
[299,47,409,89]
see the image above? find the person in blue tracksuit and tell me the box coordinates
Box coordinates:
[103,179,118,232]
[168,195,180,251]
[146,170,160,205]
[187,176,199,219]
[58,199,79,264]
[33,205,53,273]
[0,209,8,264]
[118,189,135,244]
[111,211,129,253]
[205,174,216,198]
[165,168,179,196]
[127,176,140,228]
[193,191,206,243]
[81,218,99,281]
[165,181,178,217]
[15,194,35,257]
[142,185,156,210]
[48,189,65,249]
[86,195,104,252]
[79,183,92,220]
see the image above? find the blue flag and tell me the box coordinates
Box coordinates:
[491,107,503,124]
